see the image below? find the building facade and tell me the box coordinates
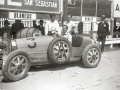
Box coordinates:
[0,0,63,28]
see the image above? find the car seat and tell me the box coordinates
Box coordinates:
[72,35,83,47]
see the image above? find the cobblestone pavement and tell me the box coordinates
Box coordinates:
[0,50,120,90]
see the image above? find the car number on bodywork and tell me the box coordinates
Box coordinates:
[27,38,37,48]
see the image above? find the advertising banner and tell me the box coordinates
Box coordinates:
[0,0,60,14]
[9,12,36,20]
[114,0,120,18]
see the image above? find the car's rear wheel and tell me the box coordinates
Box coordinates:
[82,44,101,68]
[48,37,72,64]
[2,50,31,81]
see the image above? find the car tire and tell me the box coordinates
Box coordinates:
[48,37,72,64]
[82,44,101,68]
[2,50,31,82]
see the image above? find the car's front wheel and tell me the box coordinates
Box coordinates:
[2,50,31,81]
[82,44,101,68]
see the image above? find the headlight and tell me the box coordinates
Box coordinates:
[10,40,18,51]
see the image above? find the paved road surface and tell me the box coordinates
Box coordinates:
[0,50,120,90]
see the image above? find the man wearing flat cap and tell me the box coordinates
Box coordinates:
[0,20,12,41]
[97,15,110,53]
[45,13,59,36]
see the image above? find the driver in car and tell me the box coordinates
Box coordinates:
[61,25,72,43]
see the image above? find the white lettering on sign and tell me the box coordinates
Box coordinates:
[7,0,22,6]
[0,0,4,5]
[24,0,33,6]
[35,0,57,8]
[9,12,36,20]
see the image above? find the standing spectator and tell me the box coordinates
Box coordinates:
[0,20,12,41]
[33,20,37,28]
[45,14,59,36]
[97,15,109,53]
[11,20,24,39]
[37,20,45,35]
[63,14,75,35]
[61,25,72,42]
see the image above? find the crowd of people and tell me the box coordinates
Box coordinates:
[0,13,109,53]
[0,13,78,43]
[0,19,24,40]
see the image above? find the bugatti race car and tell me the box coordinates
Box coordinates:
[0,28,101,82]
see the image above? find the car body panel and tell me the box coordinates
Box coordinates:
[70,36,93,62]
[16,36,54,52]
[14,36,54,66]
[1,35,100,67]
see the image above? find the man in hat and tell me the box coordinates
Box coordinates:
[45,14,59,36]
[97,15,110,53]
[0,20,12,41]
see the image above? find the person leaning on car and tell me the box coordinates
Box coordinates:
[97,15,109,53]
[45,14,59,36]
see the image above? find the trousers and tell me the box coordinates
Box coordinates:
[97,36,106,52]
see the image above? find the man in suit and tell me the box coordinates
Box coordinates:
[97,15,109,53]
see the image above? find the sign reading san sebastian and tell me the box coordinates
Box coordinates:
[0,0,60,14]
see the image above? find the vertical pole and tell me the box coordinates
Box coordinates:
[80,0,83,21]
[95,0,98,18]
[111,1,114,38]
[60,0,63,22]
[110,1,114,48]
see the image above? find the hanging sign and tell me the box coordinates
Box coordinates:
[9,12,36,20]
[82,16,96,22]
[113,0,120,18]
[0,0,60,14]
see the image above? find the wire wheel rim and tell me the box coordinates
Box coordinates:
[87,48,99,64]
[53,41,70,61]
[8,55,28,78]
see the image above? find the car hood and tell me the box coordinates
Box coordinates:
[15,36,54,53]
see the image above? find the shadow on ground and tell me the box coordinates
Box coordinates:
[29,61,87,72]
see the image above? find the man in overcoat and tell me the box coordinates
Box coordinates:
[97,15,109,53]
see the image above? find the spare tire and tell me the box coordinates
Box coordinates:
[16,28,42,39]
[48,37,72,64]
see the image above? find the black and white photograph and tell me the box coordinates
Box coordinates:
[0,0,120,90]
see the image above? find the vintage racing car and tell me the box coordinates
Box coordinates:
[0,28,101,82]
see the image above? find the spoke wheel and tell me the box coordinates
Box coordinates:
[53,41,70,62]
[48,37,72,64]
[82,44,101,68]
[2,50,31,81]
[8,55,28,79]
[87,48,99,64]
